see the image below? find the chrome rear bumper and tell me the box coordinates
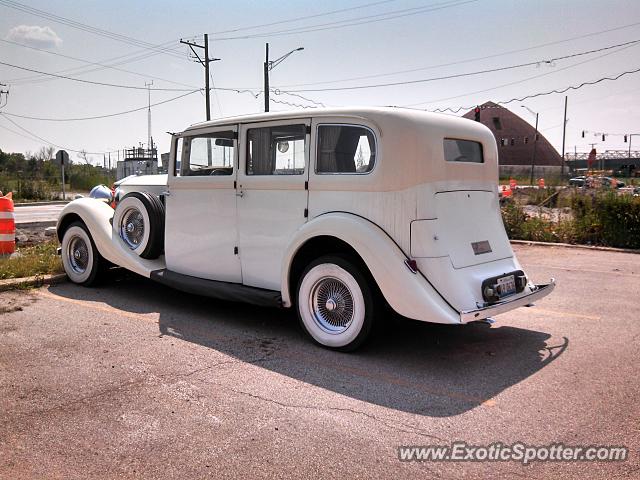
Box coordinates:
[460,279,555,323]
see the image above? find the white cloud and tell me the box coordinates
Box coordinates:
[6,25,62,49]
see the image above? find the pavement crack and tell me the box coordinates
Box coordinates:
[226,386,445,442]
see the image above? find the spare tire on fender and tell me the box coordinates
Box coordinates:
[112,192,165,259]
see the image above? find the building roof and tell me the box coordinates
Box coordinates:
[462,102,562,166]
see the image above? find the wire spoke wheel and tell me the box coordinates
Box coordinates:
[119,207,145,249]
[68,235,89,274]
[310,276,355,334]
[61,222,101,286]
[297,256,378,351]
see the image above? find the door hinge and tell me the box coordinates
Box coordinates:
[234,246,238,255]
[304,208,308,218]
[234,180,237,189]
[304,180,308,190]
[306,125,311,135]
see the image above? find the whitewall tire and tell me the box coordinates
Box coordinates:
[296,255,378,351]
[61,222,101,286]
[112,192,165,259]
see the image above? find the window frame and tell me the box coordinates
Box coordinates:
[314,123,378,175]
[171,125,238,179]
[443,137,485,164]
[178,131,237,177]
[245,123,308,176]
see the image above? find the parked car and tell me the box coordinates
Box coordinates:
[57,107,554,351]
[568,176,587,187]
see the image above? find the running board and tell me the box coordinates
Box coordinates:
[150,269,282,308]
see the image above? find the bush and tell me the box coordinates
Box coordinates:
[501,192,640,249]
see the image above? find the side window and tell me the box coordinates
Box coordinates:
[173,137,183,176]
[246,124,306,175]
[443,138,484,163]
[316,125,376,174]
[179,131,235,176]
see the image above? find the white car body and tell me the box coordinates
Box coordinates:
[57,107,554,339]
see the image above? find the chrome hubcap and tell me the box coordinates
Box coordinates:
[120,208,144,249]
[309,276,355,334]
[68,236,89,274]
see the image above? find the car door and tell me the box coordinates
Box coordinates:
[236,119,310,290]
[165,126,242,283]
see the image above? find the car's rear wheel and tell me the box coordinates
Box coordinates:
[61,222,102,286]
[296,255,378,351]
[113,192,165,259]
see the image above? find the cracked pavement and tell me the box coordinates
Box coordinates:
[0,244,639,479]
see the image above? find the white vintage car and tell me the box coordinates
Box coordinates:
[57,107,554,350]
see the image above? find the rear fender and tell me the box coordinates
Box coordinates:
[281,212,460,324]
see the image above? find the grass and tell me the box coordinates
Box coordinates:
[0,240,63,280]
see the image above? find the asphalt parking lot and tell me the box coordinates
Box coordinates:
[1,244,638,479]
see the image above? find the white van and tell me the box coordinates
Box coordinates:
[57,107,554,350]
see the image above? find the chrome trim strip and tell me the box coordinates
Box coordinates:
[460,279,556,323]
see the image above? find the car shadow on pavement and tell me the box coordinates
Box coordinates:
[49,272,568,418]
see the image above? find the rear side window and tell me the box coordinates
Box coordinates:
[444,139,484,164]
[246,124,306,175]
[316,125,376,174]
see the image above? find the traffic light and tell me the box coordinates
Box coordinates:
[582,131,585,138]
[624,135,628,143]
[602,134,606,141]
[474,107,481,122]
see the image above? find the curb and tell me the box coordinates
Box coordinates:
[14,200,70,207]
[510,239,640,255]
[16,221,58,229]
[0,273,67,292]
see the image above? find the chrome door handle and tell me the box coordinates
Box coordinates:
[236,190,244,198]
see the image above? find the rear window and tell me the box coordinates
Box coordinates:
[443,139,484,164]
[316,125,376,174]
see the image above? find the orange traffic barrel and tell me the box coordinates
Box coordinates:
[500,185,513,197]
[0,191,15,255]
[538,178,546,188]
[509,177,517,189]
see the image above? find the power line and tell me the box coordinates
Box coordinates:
[207,0,399,35]
[207,0,477,41]
[0,39,199,89]
[5,40,181,85]
[406,40,639,107]
[0,0,185,59]
[1,90,201,121]
[421,66,640,113]
[0,61,197,91]
[277,38,640,92]
[273,20,640,88]
[0,113,108,154]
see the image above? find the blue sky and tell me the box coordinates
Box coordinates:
[1,0,639,163]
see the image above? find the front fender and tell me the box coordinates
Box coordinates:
[57,198,165,278]
[281,212,460,324]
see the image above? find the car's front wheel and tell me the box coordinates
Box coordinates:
[61,221,103,286]
[296,255,378,351]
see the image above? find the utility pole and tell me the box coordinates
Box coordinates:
[264,43,270,112]
[0,83,8,109]
[560,96,568,181]
[530,113,539,186]
[180,34,220,121]
[145,81,153,151]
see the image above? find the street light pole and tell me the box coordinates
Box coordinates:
[521,105,539,186]
[530,113,539,186]
[264,43,270,112]
[263,44,304,112]
[560,95,568,180]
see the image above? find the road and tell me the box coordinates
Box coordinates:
[13,203,66,225]
[0,244,638,479]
